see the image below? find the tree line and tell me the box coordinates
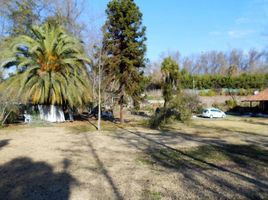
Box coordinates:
[147,49,268,76]
[147,49,268,90]
[148,72,268,90]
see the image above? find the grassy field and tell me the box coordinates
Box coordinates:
[0,115,267,199]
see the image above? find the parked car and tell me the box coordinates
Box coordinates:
[90,106,114,120]
[202,108,226,118]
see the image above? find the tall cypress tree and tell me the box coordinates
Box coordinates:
[103,0,146,123]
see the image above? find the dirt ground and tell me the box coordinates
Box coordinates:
[0,116,268,200]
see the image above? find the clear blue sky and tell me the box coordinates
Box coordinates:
[85,0,268,61]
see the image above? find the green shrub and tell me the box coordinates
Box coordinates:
[199,89,217,96]
[179,73,268,89]
[199,91,207,96]
[149,92,198,128]
[0,103,20,125]
[225,99,237,109]
[211,102,225,111]
[207,89,217,96]
[219,89,226,96]
[5,111,19,124]
[148,109,169,129]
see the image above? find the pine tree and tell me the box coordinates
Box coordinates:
[102,0,146,123]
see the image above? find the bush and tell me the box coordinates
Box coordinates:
[225,99,237,109]
[0,104,20,125]
[199,90,207,96]
[0,94,21,125]
[199,89,217,96]
[211,102,225,111]
[207,89,217,96]
[149,108,174,129]
[238,89,253,96]
[149,92,199,128]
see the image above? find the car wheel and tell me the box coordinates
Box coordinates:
[210,115,213,119]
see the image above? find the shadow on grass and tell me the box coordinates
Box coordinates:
[114,124,268,199]
[0,157,77,200]
[0,139,10,150]
[61,131,124,200]
[83,133,124,200]
[188,122,268,138]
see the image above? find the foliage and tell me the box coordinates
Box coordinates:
[169,92,195,122]
[0,70,3,82]
[0,0,40,36]
[227,65,239,77]
[211,102,225,111]
[149,92,195,128]
[149,58,196,128]
[199,89,217,96]
[0,94,20,125]
[225,99,237,109]
[0,23,92,108]
[147,72,268,90]
[161,57,180,107]
[184,73,268,90]
[102,0,147,122]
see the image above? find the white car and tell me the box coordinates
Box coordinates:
[202,108,226,118]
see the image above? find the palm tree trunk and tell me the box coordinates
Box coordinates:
[68,107,74,122]
[38,105,65,122]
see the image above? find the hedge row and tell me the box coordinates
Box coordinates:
[147,73,268,90]
[181,73,268,89]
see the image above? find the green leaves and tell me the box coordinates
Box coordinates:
[161,57,180,107]
[103,0,147,103]
[0,23,92,108]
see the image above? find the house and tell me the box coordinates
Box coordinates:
[243,88,268,113]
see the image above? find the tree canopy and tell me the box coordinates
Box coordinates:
[161,57,180,107]
[0,23,92,108]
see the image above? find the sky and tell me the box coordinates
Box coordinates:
[85,0,268,61]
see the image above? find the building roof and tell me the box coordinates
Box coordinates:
[243,88,268,102]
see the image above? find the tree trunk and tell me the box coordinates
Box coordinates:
[1,110,12,126]
[120,103,124,124]
[38,105,65,122]
[97,72,101,130]
[68,107,74,122]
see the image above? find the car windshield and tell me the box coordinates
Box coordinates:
[211,109,221,112]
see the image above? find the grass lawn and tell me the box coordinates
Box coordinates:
[0,115,267,199]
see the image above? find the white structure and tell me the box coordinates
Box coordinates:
[38,105,65,122]
[24,113,32,123]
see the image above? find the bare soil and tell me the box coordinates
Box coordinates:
[0,116,268,200]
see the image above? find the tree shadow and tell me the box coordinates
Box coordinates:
[114,125,268,199]
[146,144,268,199]
[0,157,78,200]
[189,123,268,138]
[0,139,10,150]
[82,132,124,200]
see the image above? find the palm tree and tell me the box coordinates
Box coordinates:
[0,23,92,122]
